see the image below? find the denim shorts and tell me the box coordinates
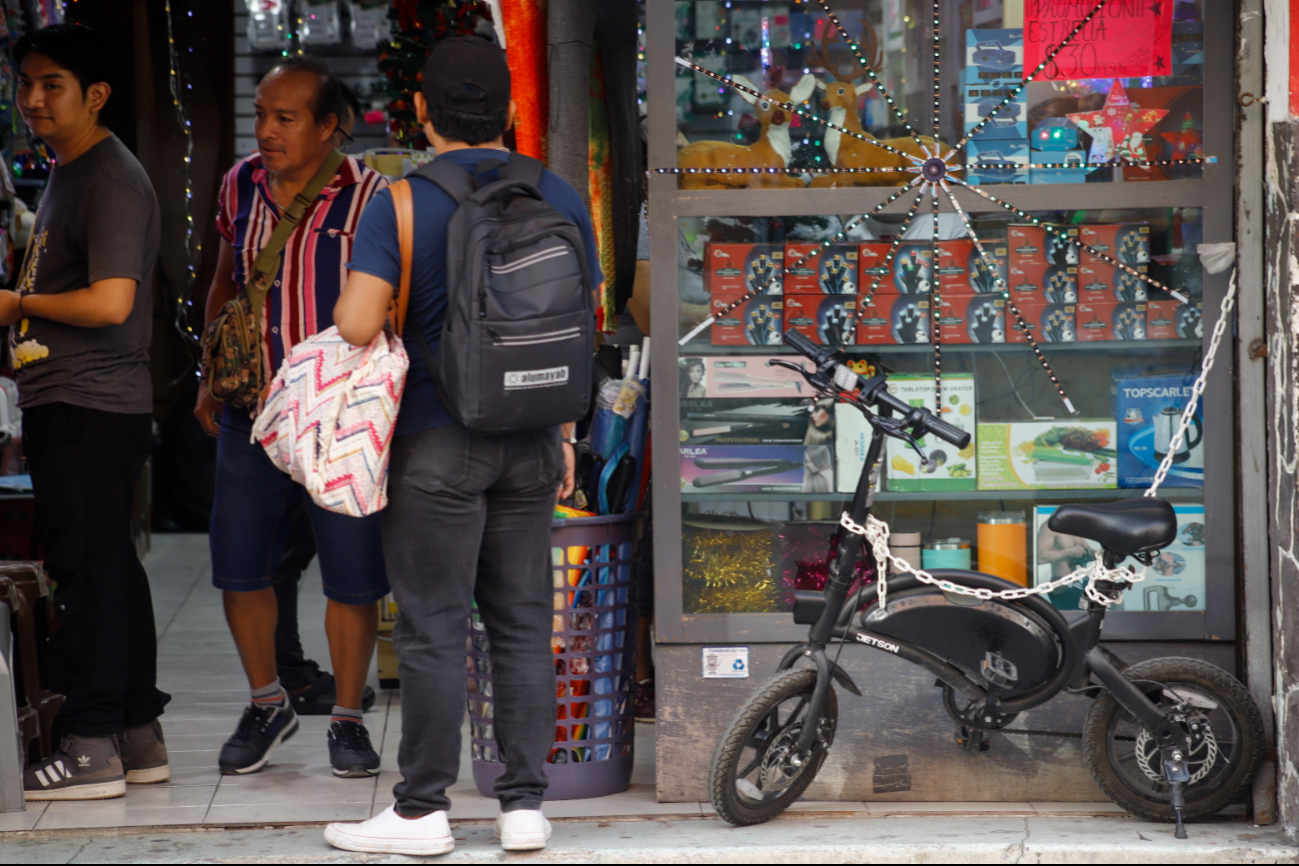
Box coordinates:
[210,407,390,604]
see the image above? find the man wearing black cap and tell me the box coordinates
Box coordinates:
[325,36,602,857]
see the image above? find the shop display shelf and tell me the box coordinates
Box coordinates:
[678,339,1202,356]
[681,487,1204,504]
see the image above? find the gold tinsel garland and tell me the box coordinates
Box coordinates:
[682,526,779,614]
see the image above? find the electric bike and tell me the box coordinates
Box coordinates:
[707,331,1265,837]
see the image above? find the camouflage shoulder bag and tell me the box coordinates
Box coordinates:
[201,150,345,408]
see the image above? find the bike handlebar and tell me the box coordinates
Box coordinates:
[782,330,972,450]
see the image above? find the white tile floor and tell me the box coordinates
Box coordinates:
[0,534,1122,832]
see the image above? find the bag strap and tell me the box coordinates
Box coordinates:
[412,159,476,204]
[389,180,415,337]
[246,149,347,321]
[499,152,545,188]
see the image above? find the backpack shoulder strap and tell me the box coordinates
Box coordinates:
[500,153,545,188]
[410,159,475,203]
[388,180,415,337]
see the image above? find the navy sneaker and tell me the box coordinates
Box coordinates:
[328,719,380,778]
[218,699,299,775]
[290,673,378,716]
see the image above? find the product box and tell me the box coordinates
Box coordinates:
[1006,261,1077,301]
[1111,302,1147,341]
[835,403,878,493]
[883,374,977,491]
[964,28,1024,86]
[1008,301,1076,343]
[1077,224,1151,268]
[680,444,834,493]
[1033,503,1205,611]
[784,244,859,294]
[964,85,1028,141]
[707,243,785,295]
[931,294,969,345]
[966,239,1009,293]
[710,295,785,346]
[857,294,930,345]
[1078,262,1150,302]
[1008,224,1081,269]
[783,294,859,348]
[1115,373,1204,488]
[934,240,976,295]
[965,138,1029,184]
[1145,299,1203,340]
[978,420,1118,490]
[1073,300,1115,342]
[679,397,832,446]
[963,295,1008,344]
[860,242,934,295]
[858,243,894,293]
[687,355,815,399]
[1030,150,1088,184]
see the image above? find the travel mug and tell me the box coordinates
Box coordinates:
[922,538,971,570]
[978,511,1027,586]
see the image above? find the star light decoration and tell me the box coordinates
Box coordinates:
[1067,80,1168,161]
[659,0,1214,416]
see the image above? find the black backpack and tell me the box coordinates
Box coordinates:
[409,154,595,433]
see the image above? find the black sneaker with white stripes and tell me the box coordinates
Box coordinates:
[24,734,126,801]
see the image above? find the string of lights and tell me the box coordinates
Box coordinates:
[651,156,1214,175]
[164,0,201,349]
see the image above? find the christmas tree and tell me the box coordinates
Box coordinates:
[376,0,497,147]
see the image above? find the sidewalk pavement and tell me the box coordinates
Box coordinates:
[0,812,1293,863]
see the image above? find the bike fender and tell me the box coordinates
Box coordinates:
[777,644,862,696]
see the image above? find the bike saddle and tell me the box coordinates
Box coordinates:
[1047,498,1178,556]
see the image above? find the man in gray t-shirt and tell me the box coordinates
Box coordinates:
[0,24,169,803]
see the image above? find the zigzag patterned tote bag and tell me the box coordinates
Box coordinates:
[251,181,418,517]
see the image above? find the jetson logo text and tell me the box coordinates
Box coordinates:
[855,633,900,653]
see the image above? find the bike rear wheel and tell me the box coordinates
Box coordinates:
[707,668,838,826]
[1082,657,1264,823]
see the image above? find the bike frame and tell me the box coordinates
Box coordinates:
[777,395,1192,763]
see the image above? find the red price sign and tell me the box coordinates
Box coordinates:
[1023,0,1173,81]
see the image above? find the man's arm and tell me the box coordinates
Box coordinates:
[0,278,138,328]
[334,270,394,347]
[193,239,238,436]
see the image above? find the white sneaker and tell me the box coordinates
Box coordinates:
[494,809,552,851]
[324,804,454,856]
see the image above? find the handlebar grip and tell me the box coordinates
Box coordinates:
[782,329,832,365]
[925,415,972,450]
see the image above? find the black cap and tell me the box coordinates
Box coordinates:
[423,36,511,115]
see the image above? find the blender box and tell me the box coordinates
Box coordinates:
[1032,504,1204,611]
[1079,262,1150,302]
[784,244,859,294]
[883,374,977,491]
[691,355,815,399]
[978,420,1118,490]
[857,294,930,345]
[679,397,824,446]
[783,294,859,348]
[1008,301,1076,344]
[680,444,833,493]
[1077,224,1150,268]
[835,403,878,493]
[710,295,785,346]
[1115,373,1204,489]
[963,85,1028,140]
[1111,302,1148,341]
[1073,300,1116,342]
[965,28,1023,86]
[1008,224,1080,268]
[706,243,784,295]
[965,138,1029,184]
[1145,299,1203,340]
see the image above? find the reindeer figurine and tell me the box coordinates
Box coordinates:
[807,27,956,188]
[676,73,817,190]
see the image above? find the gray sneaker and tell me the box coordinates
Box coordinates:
[120,719,170,784]
[24,734,126,801]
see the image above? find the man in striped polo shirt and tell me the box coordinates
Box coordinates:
[196,56,389,779]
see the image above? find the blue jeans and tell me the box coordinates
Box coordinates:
[210,408,389,604]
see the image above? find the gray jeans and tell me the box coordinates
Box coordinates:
[382,423,563,816]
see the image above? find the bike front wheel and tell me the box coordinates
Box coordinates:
[707,668,838,826]
[1082,656,1265,823]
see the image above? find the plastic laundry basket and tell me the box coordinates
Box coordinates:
[468,513,639,801]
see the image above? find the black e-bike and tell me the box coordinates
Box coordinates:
[707,331,1264,837]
